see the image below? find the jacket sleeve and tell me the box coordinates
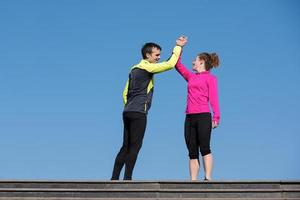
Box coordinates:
[139,46,182,73]
[175,56,192,81]
[122,79,129,105]
[208,76,220,124]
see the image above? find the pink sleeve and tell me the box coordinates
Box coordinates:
[208,76,220,124]
[175,56,192,81]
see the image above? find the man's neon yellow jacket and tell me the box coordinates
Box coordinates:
[123,45,182,114]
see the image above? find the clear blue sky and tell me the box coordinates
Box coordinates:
[0,0,299,181]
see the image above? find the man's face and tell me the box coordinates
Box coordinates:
[146,47,161,63]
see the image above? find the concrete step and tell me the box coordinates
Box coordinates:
[0,180,299,199]
[0,198,300,200]
[1,180,299,189]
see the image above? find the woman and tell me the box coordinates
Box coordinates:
[176,52,220,181]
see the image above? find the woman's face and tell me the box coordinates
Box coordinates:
[192,56,205,72]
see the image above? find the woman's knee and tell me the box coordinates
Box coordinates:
[200,147,211,156]
[189,150,199,159]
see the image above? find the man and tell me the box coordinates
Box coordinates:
[111,36,188,180]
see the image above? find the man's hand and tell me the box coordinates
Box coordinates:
[176,35,188,47]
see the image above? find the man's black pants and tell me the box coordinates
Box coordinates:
[111,112,147,180]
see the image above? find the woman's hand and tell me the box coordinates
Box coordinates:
[176,35,188,47]
[212,121,218,129]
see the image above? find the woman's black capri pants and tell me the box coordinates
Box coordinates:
[184,113,212,159]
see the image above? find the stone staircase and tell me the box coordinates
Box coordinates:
[0,180,299,199]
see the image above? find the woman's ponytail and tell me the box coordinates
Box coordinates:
[210,53,219,68]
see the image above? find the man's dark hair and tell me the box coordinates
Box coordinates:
[141,43,161,59]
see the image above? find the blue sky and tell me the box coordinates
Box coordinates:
[0,0,299,180]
